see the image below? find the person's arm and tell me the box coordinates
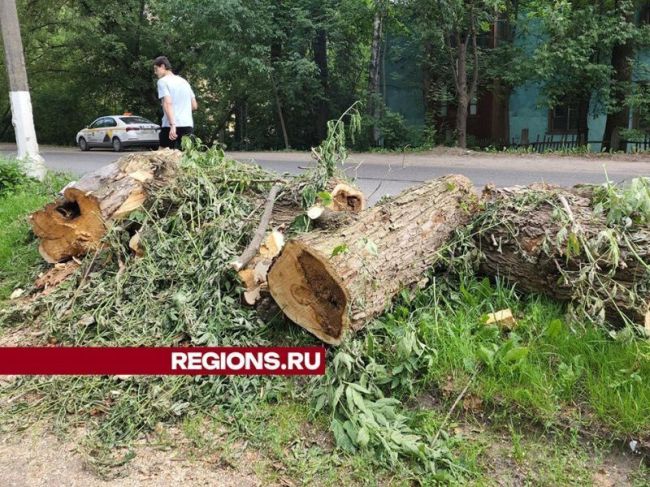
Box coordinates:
[162,95,178,140]
[191,97,198,111]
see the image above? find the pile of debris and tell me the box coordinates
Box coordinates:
[23,149,650,344]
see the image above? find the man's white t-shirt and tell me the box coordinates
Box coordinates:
[157,74,195,128]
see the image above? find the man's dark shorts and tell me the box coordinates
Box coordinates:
[159,126,194,150]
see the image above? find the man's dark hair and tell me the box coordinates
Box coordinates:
[153,56,172,70]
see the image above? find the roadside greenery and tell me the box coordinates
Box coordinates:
[4,0,650,151]
[0,157,70,300]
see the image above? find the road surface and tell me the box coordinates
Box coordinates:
[1,144,649,204]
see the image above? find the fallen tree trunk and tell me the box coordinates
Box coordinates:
[475,184,650,328]
[268,175,476,344]
[30,149,181,263]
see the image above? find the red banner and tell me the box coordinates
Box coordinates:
[0,347,326,375]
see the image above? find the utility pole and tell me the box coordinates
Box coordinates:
[0,0,46,180]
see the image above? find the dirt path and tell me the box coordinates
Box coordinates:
[0,425,263,487]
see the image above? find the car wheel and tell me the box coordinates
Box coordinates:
[112,137,123,152]
[78,137,89,151]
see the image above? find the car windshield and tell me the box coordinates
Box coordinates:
[119,116,153,124]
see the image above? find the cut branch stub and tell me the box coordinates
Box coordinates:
[268,175,476,345]
[30,149,180,263]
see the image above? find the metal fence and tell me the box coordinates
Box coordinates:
[471,133,650,153]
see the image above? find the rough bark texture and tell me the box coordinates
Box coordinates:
[476,184,650,328]
[268,175,476,344]
[30,149,181,263]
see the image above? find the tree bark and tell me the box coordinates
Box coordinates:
[454,35,469,149]
[268,175,476,344]
[368,7,384,146]
[313,28,329,142]
[476,184,649,328]
[29,149,181,263]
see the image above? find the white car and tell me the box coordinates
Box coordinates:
[76,115,160,152]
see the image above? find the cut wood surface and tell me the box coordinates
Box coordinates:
[477,184,650,328]
[30,150,181,263]
[268,175,476,344]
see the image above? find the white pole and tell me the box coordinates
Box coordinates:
[0,0,46,180]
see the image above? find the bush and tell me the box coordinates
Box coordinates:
[0,159,31,197]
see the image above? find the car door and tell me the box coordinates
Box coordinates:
[94,117,110,147]
[102,117,118,146]
[85,118,102,146]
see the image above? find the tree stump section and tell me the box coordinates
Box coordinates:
[238,179,365,306]
[30,149,181,263]
[476,184,650,328]
[268,175,476,344]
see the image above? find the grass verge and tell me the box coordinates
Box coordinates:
[0,157,70,300]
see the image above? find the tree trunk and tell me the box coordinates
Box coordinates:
[268,175,476,344]
[313,28,329,142]
[368,8,383,146]
[455,38,469,149]
[270,39,290,150]
[239,179,365,307]
[30,149,181,263]
[476,184,650,328]
[577,95,590,145]
[602,40,634,152]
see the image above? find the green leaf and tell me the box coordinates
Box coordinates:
[331,418,355,452]
[317,191,333,206]
[356,426,370,447]
[331,244,349,257]
[545,319,564,338]
[503,346,529,363]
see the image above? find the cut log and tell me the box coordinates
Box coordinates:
[270,178,364,228]
[239,178,365,306]
[268,175,476,345]
[476,184,650,328]
[29,150,181,263]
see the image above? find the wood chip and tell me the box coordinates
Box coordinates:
[485,308,517,329]
[9,288,24,300]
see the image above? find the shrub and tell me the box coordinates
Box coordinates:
[0,159,31,197]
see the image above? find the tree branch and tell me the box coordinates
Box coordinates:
[231,184,282,271]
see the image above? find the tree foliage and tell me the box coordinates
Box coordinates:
[2,0,650,149]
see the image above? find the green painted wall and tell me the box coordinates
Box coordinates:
[383,36,425,127]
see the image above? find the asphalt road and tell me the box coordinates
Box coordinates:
[2,145,649,205]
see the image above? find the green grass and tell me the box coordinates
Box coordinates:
[0,159,71,300]
[388,275,650,439]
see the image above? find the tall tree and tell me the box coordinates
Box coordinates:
[601,0,650,151]
[524,0,639,146]
[367,0,387,146]
[406,0,507,148]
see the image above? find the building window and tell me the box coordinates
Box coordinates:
[549,102,579,133]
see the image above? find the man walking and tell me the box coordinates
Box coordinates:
[153,56,197,149]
